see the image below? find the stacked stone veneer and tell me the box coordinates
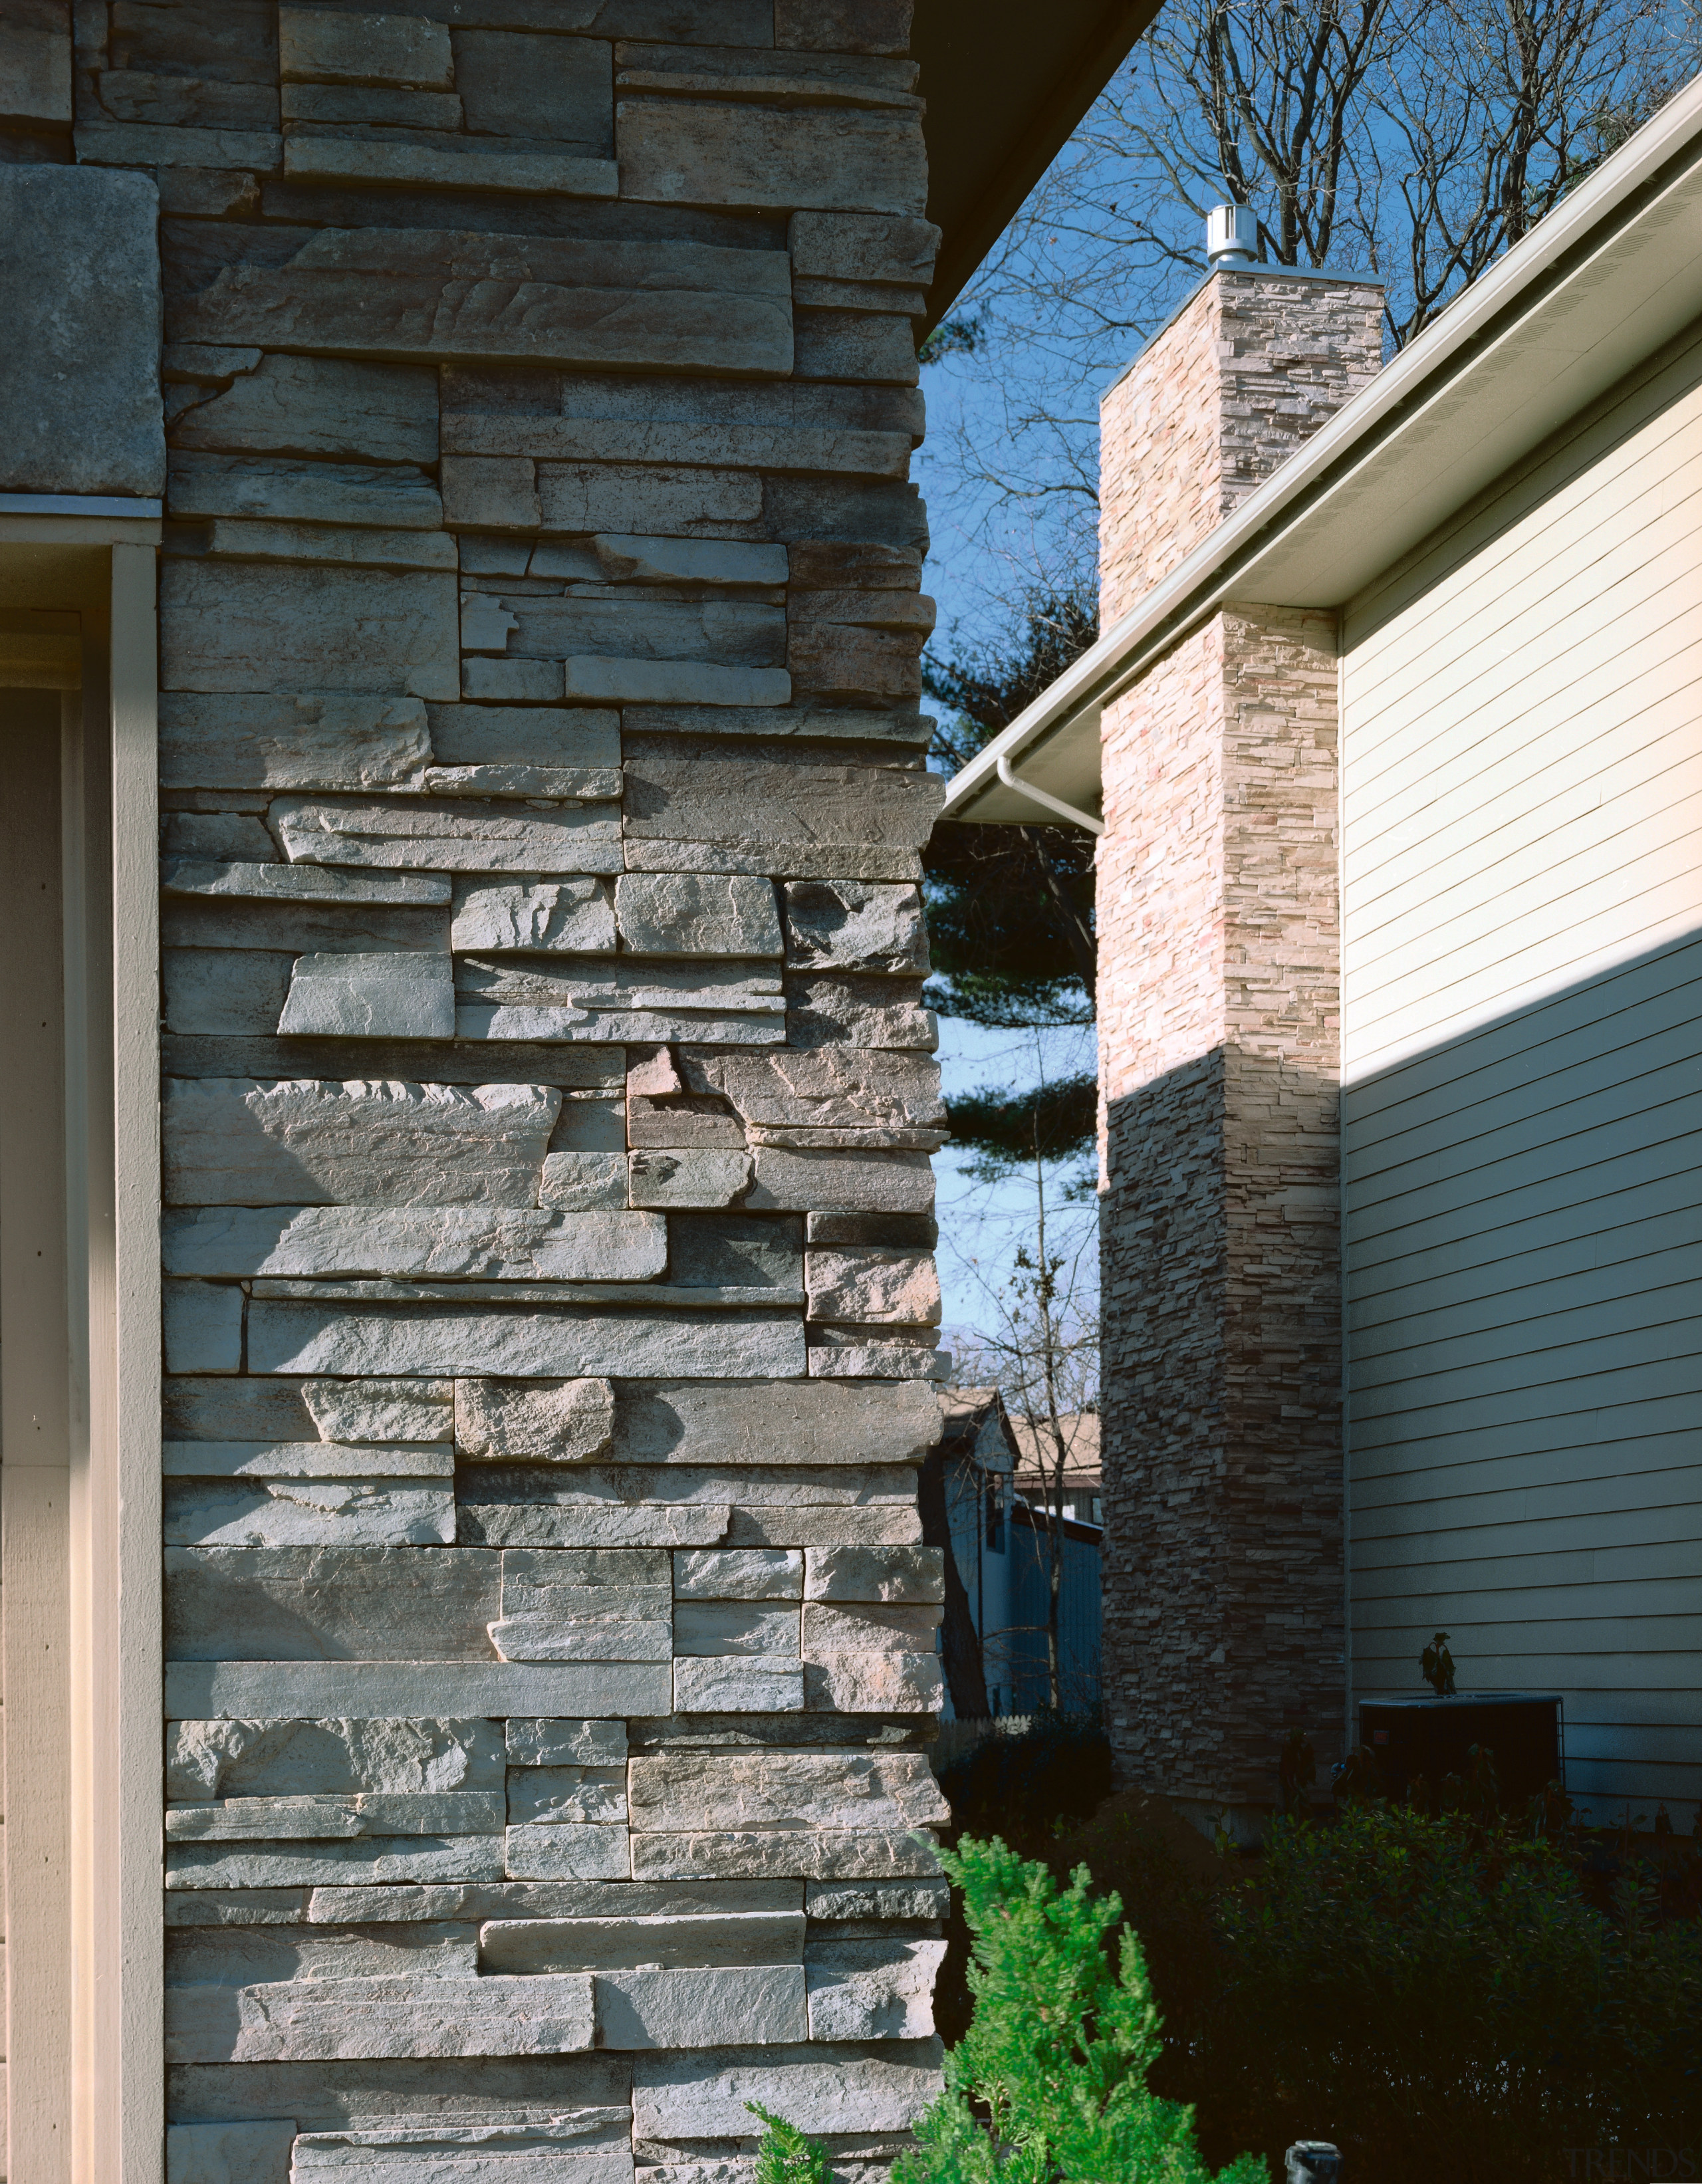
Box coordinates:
[13,1,957,2175]
[1096,267,1382,1817]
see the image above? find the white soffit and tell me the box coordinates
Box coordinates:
[940,73,1702,825]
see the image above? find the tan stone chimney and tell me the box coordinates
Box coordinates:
[1096,231,1384,1828]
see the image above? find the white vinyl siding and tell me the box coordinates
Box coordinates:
[1339,321,1702,1818]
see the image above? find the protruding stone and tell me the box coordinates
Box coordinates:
[630,1832,938,1883]
[540,1153,630,1211]
[273,797,622,875]
[277,951,456,1040]
[164,1791,505,1840]
[614,874,782,959]
[166,1717,505,1800]
[784,973,937,1050]
[802,1655,943,1716]
[805,1878,949,1921]
[164,1079,560,1209]
[481,1909,804,1973]
[165,1477,456,1549]
[506,1720,628,1768]
[614,1378,938,1467]
[782,880,927,973]
[164,1206,666,1282]
[672,1660,803,1713]
[630,1752,947,1836]
[456,1378,618,1463]
[673,1549,802,1600]
[806,1939,945,2040]
[747,1149,933,1215]
[165,1660,673,1721]
[165,1972,596,2061]
[506,1825,632,1881]
[301,1379,452,1443]
[160,694,433,793]
[167,1838,507,1891]
[684,1050,942,1133]
[806,1248,939,1326]
[804,1547,943,1602]
[631,2042,943,2139]
[507,1768,628,1825]
[594,1965,806,2050]
[290,2119,632,2181]
[628,1151,752,1209]
[170,352,440,466]
[451,880,617,954]
[672,1604,798,1657]
[161,563,459,703]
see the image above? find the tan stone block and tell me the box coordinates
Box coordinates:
[805,1247,938,1326]
[789,211,939,286]
[794,309,918,386]
[160,562,459,701]
[169,352,439,465]
[536,461,761,534]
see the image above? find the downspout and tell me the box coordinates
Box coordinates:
[995,754,1104,835]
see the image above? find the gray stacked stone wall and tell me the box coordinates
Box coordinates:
[13,1,953,2173]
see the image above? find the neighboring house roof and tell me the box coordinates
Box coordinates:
[917,2,1163,328]
[1007,1409,1100,1477]
[939,72,1702,826]
[936,1386,1021,1472]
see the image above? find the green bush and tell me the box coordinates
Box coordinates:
[1200,1804,1702,2179]
[747,2104,832,2184]
[893,1836,1265,2184]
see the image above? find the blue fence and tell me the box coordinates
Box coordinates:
[991,1505,1103,1715]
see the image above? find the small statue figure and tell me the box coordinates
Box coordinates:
[1420,1630,1456,1696]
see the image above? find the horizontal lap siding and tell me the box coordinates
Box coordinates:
[1340,324,1702,1819]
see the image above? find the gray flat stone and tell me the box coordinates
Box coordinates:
[539,1153,630,1211]
[671,1660,802,1713]
[165,1661,673,1721]
[622,754,940,859]
[463,1505,731,1550]
[782,881,927,973]
[166,1972,595,2062]
[451,880,617,954]
[248,1302,806,1381]
[160,693,432,794]
[168,351,439,464]
[630,1834,940,1883]
[594,536,787,586]
[626,1150,752,1209]
[807,1334,947,1381]
[457,1378,616,1463]
[804,1879,949,1921]
[164,2053,629,2129]
[0,165,163,496]
[169,449,443,530]
[166,1718,505,1800]
[783,973,936,1051]
[164,1479,456,1550]
[165,1544,497,1663]
[164,1282,244,1375]
[594,1965,805,2050]
[161,562,459,702]
[279,951,455,1039]
[803,1655,943,1716]
[457,959,785,1046]
[805,1939,945,2041]
[166,1791,505,1840]
[802,1603,939,1655]
[727,1508,922,1549]
[673,1550,802,1601]
[163,862,449,908]
[747,1150,934,1215]
[167,1839,509,1892]
[174,225,792,376]
[506,1720,628,1768]
[166,2120,295,2184]
[490,1617,673,1663]
[308,1878,795,1925]
[631,2044,943,2139]
[804,1547,942,1603]
[685,1050,942,1132]
[422,763,622,800]
[505,1826,632,1881]
[614,874,781,959]
[428,705,619,770]
[303,1379,452,1443]
[672,1604,798,1658]
[613,1379,937,1467]
[630,1753,946,1837]
[273,798,622,874]
[164,1207,666,1282]
[163,1441,451,1479]
[507,1767,628,1826]
[291,2120,634,2182]
[481,1910,803,1974]
[164,1078,560,1209]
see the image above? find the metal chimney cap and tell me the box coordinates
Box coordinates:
[1206,202,1257,268]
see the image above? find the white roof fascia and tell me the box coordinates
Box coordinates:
[939,71,1702,826]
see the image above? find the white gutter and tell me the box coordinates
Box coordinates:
[995,753,1105,834]
[937,68,1702,825]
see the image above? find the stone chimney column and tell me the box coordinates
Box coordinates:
[1096,246,1384,1828]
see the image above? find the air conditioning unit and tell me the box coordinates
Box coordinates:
[1356,1692,1563,1810]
